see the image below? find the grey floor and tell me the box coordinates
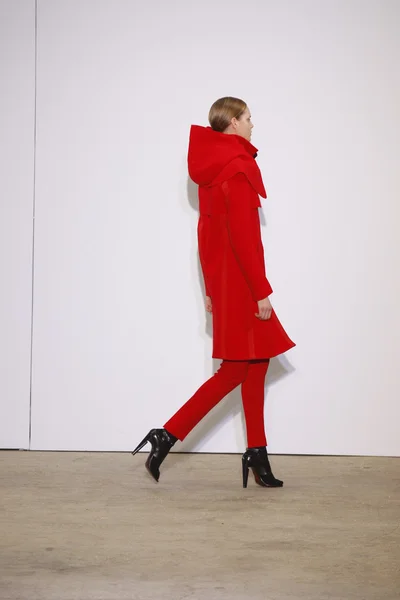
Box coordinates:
[0,452,399,600]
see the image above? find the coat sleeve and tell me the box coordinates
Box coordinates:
[197,215,212,297]
[224,173,273,302]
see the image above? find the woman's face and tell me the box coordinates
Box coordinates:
[234,108,254,142]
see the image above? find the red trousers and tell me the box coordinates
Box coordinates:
[164,359,270,448]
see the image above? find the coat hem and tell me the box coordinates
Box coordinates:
[212,341,296,361]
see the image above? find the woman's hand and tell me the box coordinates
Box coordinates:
[205,296,212,313]
[256,297,272,320]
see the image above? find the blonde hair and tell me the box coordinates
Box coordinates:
[208,97,247,132]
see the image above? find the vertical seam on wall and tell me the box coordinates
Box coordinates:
[28,0,38,450]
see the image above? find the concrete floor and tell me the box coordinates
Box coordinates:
[0,452,399,600]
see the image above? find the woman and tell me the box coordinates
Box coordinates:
[132,97,295,488]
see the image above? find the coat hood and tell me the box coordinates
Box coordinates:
[188,125,266,198]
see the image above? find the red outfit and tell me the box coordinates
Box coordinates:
[189,126,295,360]
[164,127,295,446]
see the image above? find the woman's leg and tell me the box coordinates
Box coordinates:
[241,359,270,448]
[164,360,249,440]
[240,359,283,487]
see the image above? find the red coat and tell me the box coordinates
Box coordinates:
[188,125,295,360]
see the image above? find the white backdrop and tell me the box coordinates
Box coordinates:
[3,0,399,454]
[0,0,35,449]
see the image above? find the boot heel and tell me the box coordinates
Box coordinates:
[242,456,250,488]
[131,429,154,456]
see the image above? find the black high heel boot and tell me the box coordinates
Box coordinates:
[242,446,283,488]
[131,429,177,482]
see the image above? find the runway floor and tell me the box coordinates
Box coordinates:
[0,451,399,600]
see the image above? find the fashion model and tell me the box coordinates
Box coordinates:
[132,97,295,488]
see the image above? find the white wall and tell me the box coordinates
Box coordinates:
[0,1,35,449]
[25,0,400,455]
